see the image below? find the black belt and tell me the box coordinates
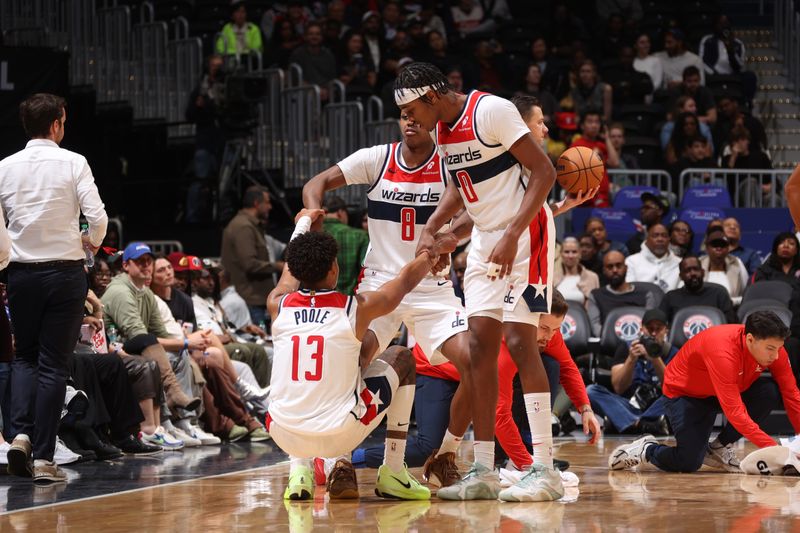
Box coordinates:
[7,259,85,271]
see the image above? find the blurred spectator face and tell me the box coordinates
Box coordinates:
[124,255,154,286]
[103,225,120,250]
[682,115,699,137]
[680,97,697,114]
[777,237,799,261]
[475,41,494,60]
[428,30,446,53]
[619,46,635,69]
[718,97,737,118]
[90,260,112,295]
[324,20,342,42]
[688,139,707,160]
[279,21,296,42]
[195,269,215,298]
[392,31,412,54]
[327,1,345,22]
[578,62,596,87]
[287,4,304,22]
[453,251,467,286]
[363,14,381,35]
[255,191,272,222]
[174,271,190,292]
[635,34,651,56]
[646,224,670,257]
[208,55,223,77]
[642,317,668,342]
[305,24,323,46]
[664,33,679,54]
[561,239,580,269]
[722,217,741,243]
[603,251,627,288]
[608,126,625,151]
[346,33,364,54]
[586,219,607,246]
[670,221,692,247]
[232,4,247,26]
[153,258,175,288]
[580,113,601,139]
[531,38,547,60]
[679,256,704,291]
[458,0,474,12]
[525,106,548,143]
[383,2,401,25]
[526,64,542,86]
[640,199,663,225]
[706,230,730,262]
[683,72,701,93]
[407,21,425,41]
[579,235,598,261]
[608,14,624,34]
[447,69,464,92]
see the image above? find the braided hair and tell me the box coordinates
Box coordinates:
[394,62,452,105]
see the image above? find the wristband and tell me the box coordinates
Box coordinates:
[183,338,189,352]
[290,216,312,241]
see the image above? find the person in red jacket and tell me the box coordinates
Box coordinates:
[609,310,800,473]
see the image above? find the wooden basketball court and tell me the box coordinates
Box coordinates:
[1,436,797,531]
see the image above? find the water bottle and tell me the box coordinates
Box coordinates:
[81,223,94,268]
[106,322,118,345]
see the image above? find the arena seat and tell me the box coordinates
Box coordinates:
[612,185,660,209]
[738,298,790,323]
[742,306,792,328]
[681,185,732,209]
[668,305,728,348]
[631,282,665,308]
[599,306,646,357]
[741,280,793,307]
[562,300,592,356]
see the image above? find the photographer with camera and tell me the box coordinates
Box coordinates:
[587,309,678,436]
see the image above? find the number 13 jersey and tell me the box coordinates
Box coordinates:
[435,90,532,232]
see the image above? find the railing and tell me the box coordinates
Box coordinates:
[131,21,169,119]
[775,0,800,98]
[282,85,324,188]
[608,169,672,198]
[96,6,131,103]
[167,37,202,136]
[255,68,285,170]
[678,168,792,207]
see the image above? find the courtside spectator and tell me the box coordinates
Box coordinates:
[587,309,676,435]
[626,192,668,255]
[668,220,695,258]
[216,1,264,57]
[655,28,704,89]
[221,186,284,326]
[753,232,800,288]
[723,217,762,275]
[554,236,599,307]
[625,224,681,292]
[585,217,629,258]
[588,251,658,336]
[700,229,748,305]
[660,256,737,324]
[219,269,267,338]
[322,195,370,296]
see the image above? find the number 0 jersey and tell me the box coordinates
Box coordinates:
[269,289,369,435]
[435,90,532,232]
[337,141,448,278]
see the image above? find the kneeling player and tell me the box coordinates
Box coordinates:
[266,209,454,500]
[610,311,800,473]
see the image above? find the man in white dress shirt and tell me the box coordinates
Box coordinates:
[0,93,107,483]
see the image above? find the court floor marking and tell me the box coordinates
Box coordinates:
[0,459,289,516]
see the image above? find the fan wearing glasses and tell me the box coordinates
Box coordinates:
[698,228,748,305]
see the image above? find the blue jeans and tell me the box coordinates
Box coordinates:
[587,383,668,432]
[248,306,268,327]
[0,362,10,437]
[353,374,458,468]
[646,378,779,472]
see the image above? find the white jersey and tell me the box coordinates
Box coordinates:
[435,90,531,232]
[338,141,448,277]
[268,289,369,435]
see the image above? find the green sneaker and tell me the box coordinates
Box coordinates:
[283,465,314,500]
[248,426,271,442]
[228,425,249,443]
[436,462,500,501]
[375,464,431,500]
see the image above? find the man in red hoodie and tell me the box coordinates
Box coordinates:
[609,310,800,473]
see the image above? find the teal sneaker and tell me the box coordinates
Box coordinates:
[498,463,564,502]
[375,464,431,500]
[283,465,314,500]
[436,462,500,500]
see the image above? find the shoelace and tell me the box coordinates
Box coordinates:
[519,465,545,484]
[721,446,739,464]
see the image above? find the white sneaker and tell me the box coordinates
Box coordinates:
[190,424,222,446]
[498,463,564,502]
[436,462,501,500]
[704,442,741,472]
[140,426,184,450]
[608,435,658,470]
[164,422,201,448]
[54,438,81,465]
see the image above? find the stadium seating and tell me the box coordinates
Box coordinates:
[668,305,728,348]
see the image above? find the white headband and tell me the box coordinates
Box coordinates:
[394,85,435,106]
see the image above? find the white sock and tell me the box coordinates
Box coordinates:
[437,430,463,457]
[383,384,414,472]
[524,392,554,469]
[474,441,494,470]
[290,457,312,472]
[175,419,192,432]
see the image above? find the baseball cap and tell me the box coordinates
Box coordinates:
[555,112,578,131]
[642,308,668,326]
[122,242,153,262]
[169,252,203,272]
[362,10,379,22]
[640,192,670,211]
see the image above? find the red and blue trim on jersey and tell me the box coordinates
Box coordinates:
[522,207,551,313]
[281,289,350,309]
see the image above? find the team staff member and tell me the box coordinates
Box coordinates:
[1,93,108,483]
[609,311,800,473]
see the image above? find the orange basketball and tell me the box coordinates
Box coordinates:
[556,146,605,195]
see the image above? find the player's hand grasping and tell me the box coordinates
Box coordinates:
[295,208,325,232]
[415,229,436,261]
[582,408,602,444]
[430,232,458,275]
[487,232,517,280]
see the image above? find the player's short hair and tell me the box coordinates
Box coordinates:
[285,232,339,285]
[745,310,790,340]
[19,93,66,138]
[510,95,540,121]
[550,290,568,317]
[394,62,451,105]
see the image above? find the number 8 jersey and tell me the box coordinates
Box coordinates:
[269,289,367,435]
[338,141,448,278]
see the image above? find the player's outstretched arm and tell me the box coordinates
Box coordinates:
[550,186,600,218]
[416,179,464,257]
[355,238,457,339]
[786,163,800,230]
[266,208,326,321]
[302,165,347,209]
[489,134,556,278]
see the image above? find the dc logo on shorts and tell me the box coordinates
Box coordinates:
[614,314,642,342]
[560,315,577,341]
[503,286,515,305]
[683,314,713,339]
[451,311,465,329]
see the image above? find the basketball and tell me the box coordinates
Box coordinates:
[556,146,604,195]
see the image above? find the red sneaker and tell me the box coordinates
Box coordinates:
[314,457,326,486]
